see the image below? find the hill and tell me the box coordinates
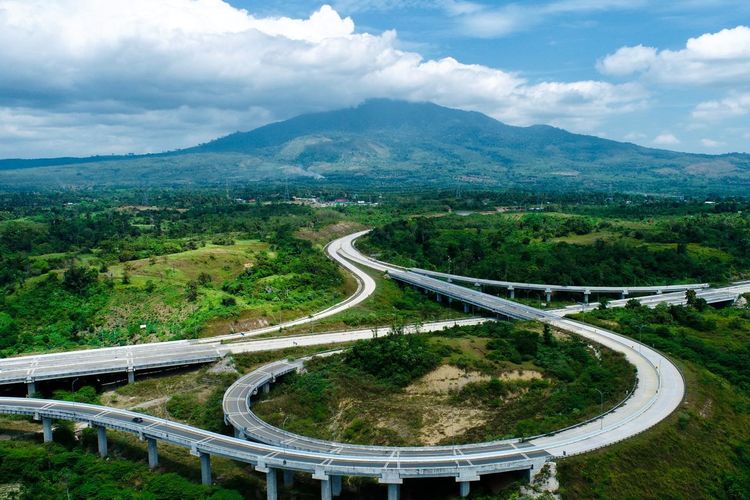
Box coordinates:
[1,99,748,193]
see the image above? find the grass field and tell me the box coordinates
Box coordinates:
[557,303,750,498]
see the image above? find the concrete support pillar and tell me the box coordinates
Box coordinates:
[200,452,212,485]
[436,293,441,303]
[545,289,552,304]
[584,291,590,304]
[508,286,515,299]
[262,383,270,395]
[463,303,470,313]
[283,469,294,488]
[96,425,108,458]
[320,478,332,500]
[266,468,278,500]
[657,289,663,295]
[27,381,36,397]
[525,460,547,483]
[621,291,628,300]
[42,417,53,443]
[331,475,342,497]
[127,369,135,384]
[387,483,400,500]
[147,437,158,469]
[233,427,244,439]
[459,481,471,497]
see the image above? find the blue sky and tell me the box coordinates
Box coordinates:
[0,0,749,157]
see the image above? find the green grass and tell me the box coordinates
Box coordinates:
[557,303,750,498]
[273,267,467,337]
[253,322,635,446]
[1,237,349,355]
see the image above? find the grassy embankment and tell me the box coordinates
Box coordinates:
[557,300,750,498]
[253,321,635,447]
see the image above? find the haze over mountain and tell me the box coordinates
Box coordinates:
[1,100,748,194]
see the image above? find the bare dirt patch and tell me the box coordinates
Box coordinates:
[407,365,490,394]
[500,369,543,381]
[418,404,491,445]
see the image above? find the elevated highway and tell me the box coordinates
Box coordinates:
[410,268,708,303]
[1,229,747,499]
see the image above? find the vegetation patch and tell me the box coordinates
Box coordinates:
[558,301,750,498]
[0,204,348,355]
[361,211,750,288]
[253,321,635,446]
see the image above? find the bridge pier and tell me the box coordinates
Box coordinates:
[508,286,515,299]
[26,381,36,397]
[331,475,342,496]
[436,293,442,303]
[234,427,244,439]
[266,468,278,500]
[387,483,400,500]
[283,469,294,487]
[262,383,270,394]
[584,291,590,304]
[200,452,212,485]
[96,425,108,458]
[320,477,332,500]
[459,481,471,497]
[147,437,158,469]
[463,303,470,313]
[456,473,478,498]
[127,369,135,384]
[42,416,53,443]
[545,289,552,304]
[621,291,628,300]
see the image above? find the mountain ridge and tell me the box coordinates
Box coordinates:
[1,99,748,193]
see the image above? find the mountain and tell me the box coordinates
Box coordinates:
[1,99,749,194]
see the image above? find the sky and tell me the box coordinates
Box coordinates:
[0,0,749,158]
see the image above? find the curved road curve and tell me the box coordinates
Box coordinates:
[0,229,713,498]
[194,235,378,343]
[227,232,687,466]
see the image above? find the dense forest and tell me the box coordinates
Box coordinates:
[362,210,750,286]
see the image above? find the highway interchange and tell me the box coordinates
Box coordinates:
[1,229,749,499]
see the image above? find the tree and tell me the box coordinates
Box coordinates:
[62,265,98,294]
[0,312,18,349]
[185,280,198,302]
[625,298,642,310]
[543,324,554,345]
[686,289,697,307]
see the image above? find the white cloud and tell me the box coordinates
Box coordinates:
[692,92,750,120]
[449,0,646,38]
[700,138,724,147]
[597,45,657,76]
[599,25,750,85]
[0,0,646,157]
[653,133,680,146]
